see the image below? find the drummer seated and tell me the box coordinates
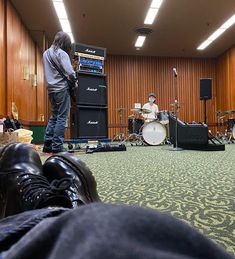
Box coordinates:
[142,93,159,121]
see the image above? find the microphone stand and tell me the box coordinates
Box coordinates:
[172,69,183,151]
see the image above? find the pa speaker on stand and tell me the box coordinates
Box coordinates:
[200,78,212,124]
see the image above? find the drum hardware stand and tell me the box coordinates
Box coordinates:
[215,114,235,144]
[227,133,234,144]
[121,119,144,146]
[162,122,171,145]
[122,132,144,146]
[112,107,126,142]
[227,119,235,144]
[215,115,226,142]
[171,68,183,151]
[208,131,223,145]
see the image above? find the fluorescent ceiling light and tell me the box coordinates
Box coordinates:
[52,1,68,19]
[52,0,75,43]
[197,14,235,50]
[208,28,226,41]
[151,0,163,8]
[60,19,72,33]
[139,0,163,49]
[221,14,235,29]
[197,40,212,50]
[144,8,159,24]
[135,36,146,47]
[144,0,163,24]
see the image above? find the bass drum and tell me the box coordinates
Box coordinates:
[142,121,166,146]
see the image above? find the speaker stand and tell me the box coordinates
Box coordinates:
[203,99,207,124]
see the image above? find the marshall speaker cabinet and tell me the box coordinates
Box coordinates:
[71,105,108,139]
[76,72,107,106]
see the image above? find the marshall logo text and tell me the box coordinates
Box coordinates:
[85,49,96,54]
[87,121,99,125]
[86,87,98,92]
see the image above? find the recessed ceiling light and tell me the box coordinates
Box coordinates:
[144,8,159,25]
[197,40,211,50]
[221,14,235,29]
[151,0,163,9]
[52,0,75,43]
[135,36,146,47]
[197,14,235,50]
[144,0,163,25]
[52,1,67,19]
[60,19,72,33]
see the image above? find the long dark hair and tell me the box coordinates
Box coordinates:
[52,31,72,54]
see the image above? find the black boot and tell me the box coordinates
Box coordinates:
[43,140,52,153]
[43,153,101,208]
[0,143,72,219]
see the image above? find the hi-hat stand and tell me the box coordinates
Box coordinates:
[122,116,144,146]
[112,107,126,142]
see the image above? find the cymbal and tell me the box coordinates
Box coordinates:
[131,108,151,114]
[116,107,126,112]
[224,110,235,114]
[142,108,152,114]
[214,111,225,115]
[131,108,141,113]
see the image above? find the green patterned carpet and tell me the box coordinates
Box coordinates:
[41,144,235,255]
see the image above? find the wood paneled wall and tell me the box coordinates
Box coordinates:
[0,0,46,122]
[105,55,217,138]
[0,0,6,116]
[216,46,235,112]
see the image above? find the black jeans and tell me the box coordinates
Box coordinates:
[0,203,233,259]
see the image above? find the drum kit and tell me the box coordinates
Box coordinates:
[215,109,235,143]
[125,108,170,146]
[113,105,235,146]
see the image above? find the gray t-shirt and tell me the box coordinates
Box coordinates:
[43,47,75,93]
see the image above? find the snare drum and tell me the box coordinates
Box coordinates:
[128,118,144,134]
[141,120,166,145]
[157,110,169,125]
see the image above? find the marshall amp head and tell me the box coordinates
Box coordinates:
[72,43,106,74]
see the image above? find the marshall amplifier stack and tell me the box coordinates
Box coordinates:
[70,43,108,139]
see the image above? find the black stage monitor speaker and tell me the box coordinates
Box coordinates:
[71,105,108,139]
[76,72,107,106]
[169,114,208,148]
[200,78,212,100]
